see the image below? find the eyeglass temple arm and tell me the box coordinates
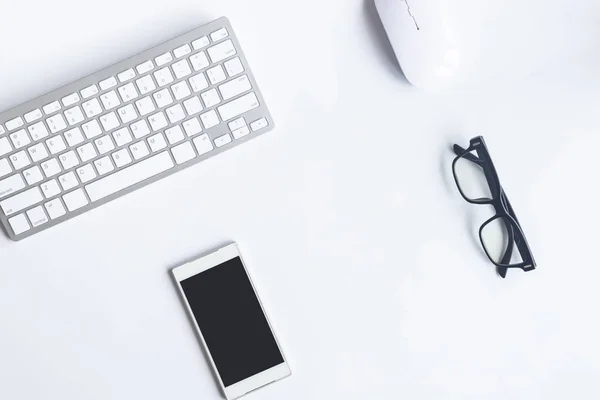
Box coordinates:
[453,145,481,164]
[498,190,534,274]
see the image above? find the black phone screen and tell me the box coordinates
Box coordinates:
[180,257,284,387]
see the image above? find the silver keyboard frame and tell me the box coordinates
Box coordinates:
[0,17,273,241]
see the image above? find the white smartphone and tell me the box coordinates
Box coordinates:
[172,243,291,400]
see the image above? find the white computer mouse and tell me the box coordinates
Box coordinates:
[374,0,459,90]
[374,0,562,90]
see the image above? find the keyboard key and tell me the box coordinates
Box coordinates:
[172,59,192,79]
[171,81,191,100]
[9,214,30,235]
[94,156,114,175]
[228,117,246,131]
[224,57,244,77]
[118,83,139,102]
[99,112,120,131]
[217,92,259,121]
[174,44,192,58]
[76,164,96,183]
[41,158,62,178]
[100,91,121,110]
[171,141,196,164]
[77,143,97,162]
[82,98,103,118]
[193,134,214,156]
[200,110,219,129]
[190,52,210,71]
[59,150,79,170]
[154,67,174,87]
[131,120,150,139]
[65,106,85,126]
[136,75,156,95]
[153,89,173,108]
[208,40,236,63]
[136,60,154,74]
[219,75,251,100]
[94,135,115,154]
[117,104,138,124]
[46,135,67,155]
[10,151,31,170]
[148,133,167,152]
[0,159,12,178]
[99,76,117,90]
[155,52,173,66]
[232,126,250,139]
[210,27,228,42]
[1,187,43,215]
[27,206,49,227]
[81,84,99,99]
[183,117,202,136]
[215,133,232,147]
[58,171,78,191]
[112,148,132,168]
[23,166,43,185]
[112,127,133,146]
[62,93,80,107]
[250,117,269,131]
[45,198,66,219]
[86,151,174,202]
[207,65,226,85]
[135,96,156,116]
[118,68,136,83]
[189,73,208,92]
[27,143,48,163]
[82,120,103,139]
[165,126,185,144]
[43,101,61,115]
[63,188,88,211]
[0,125,4,136]
[201,89,221,108]
[192,36,210,50]
[64,127,85,147]
[0,174,25,199]
[183,96,203,115]
[130,141,150,160]
[149,112,168,131]
[11,150,29,170]
[28,121,49,141]
[10,129,31,149]
[0,138,11,156]
[24,109,43,123]
[166,104,185,123]
[47,114,67,133]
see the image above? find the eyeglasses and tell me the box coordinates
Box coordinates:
[452,136,536,278]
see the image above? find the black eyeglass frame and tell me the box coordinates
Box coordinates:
[452,136,536,278]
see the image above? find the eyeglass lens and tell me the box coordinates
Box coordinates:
[454,151,493,202]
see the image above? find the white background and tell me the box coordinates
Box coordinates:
[1,1,600,399]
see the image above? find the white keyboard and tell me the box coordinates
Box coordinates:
[0,17,273,241]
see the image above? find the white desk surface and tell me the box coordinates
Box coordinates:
[1,1,600,399]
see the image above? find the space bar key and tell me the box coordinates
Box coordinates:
[85,152,174,202]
